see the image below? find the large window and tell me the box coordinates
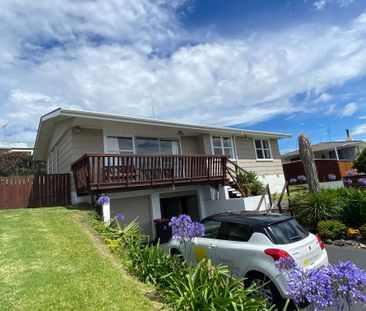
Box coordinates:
[254,139,272,160]
[106,136,134,154]
[135,137,180,154]
[212,136,234,158]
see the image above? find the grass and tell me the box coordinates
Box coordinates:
[0,207,160,311]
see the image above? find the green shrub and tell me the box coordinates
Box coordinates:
[360,224,366,240]
[237,171,265,196]
[87,212,268,310]
[339,188,366,227]
[163,260,267,311]
[291,189,341,227]
[128,242,184,288]
[317,220,346,240]
[354,148,366,174]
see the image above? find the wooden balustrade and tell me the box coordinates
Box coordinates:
[71,153,228,194]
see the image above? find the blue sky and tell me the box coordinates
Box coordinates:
[1,0,366,153]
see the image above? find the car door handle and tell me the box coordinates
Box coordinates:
[208,244,216,249]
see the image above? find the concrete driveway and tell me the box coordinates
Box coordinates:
[326,244,366,269]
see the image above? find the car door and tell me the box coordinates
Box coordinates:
[187,219,223,265]
[215,222,255,277]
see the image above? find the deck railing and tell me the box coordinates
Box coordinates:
[71,153,228,194]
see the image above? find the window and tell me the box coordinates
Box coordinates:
[212,136,234,158]
[106,136,134,154]
[222,222,253,242]
[135,137,180,154]
[47,149,58,174]
[254,139,272,160]
[266,219,309,244]
[202,220,222,239]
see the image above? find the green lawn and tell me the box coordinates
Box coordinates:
[0,207,160,311]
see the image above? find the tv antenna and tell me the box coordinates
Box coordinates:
[2,121,9,141]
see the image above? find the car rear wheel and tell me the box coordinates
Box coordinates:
[245,272,286,310]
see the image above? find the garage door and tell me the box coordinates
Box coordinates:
[111,196,152,238]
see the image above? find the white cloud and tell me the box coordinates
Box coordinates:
[340,102,358,117]
[1,1,366,141]
[315,92,332,103]
[353,123,366,136]
[359,115,366,119]
[313,0,354,10]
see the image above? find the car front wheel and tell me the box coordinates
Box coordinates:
[245,272,286,310]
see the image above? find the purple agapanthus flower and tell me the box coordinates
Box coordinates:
[275,257,297,272]
[297,175,307,182]
[328,173,337,181]
[346,170,356,176]
[289,178,297,184]
[326,261,366,308]
[285,266,333,309]
[114,212,124,224]
[278,259,366,310]
[97,195,110,205]
[168,214,205,242]
[344,178,353,185]
[357,178,366,186]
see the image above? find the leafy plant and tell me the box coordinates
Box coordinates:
[354,148,366,174]
[317,220,346,240]
[339,188,366,227]
[128,241,184,288]
[236,171,265,196]
[291,189,341,227]
[0,152,45,177]
[163,260,267,311]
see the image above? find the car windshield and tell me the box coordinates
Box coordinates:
[266,219,309,244]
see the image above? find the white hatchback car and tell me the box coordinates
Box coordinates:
[165,212,328,308]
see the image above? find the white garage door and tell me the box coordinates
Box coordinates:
[111,196,152,238]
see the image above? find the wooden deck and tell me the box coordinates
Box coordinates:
[71,153,228,195]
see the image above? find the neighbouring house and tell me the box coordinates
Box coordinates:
[33,108,291,238]
[0,141,34,155]
[281,131,366,182]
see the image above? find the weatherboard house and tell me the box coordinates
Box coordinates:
[33,108,291,238]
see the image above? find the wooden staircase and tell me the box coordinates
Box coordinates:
[225,159,249,198]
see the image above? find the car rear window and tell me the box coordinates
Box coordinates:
[266,219,309,244]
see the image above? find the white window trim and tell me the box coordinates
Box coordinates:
[210,135,236,160]
[103,130,182,155]
[103,130,136,154]
[253,139,273,161]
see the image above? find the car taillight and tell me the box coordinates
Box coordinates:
[264,248,291,261]
[316,234,325,250]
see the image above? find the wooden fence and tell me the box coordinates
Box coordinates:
[283,159,354,182]
[0,174,71,209]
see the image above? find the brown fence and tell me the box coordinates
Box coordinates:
[0,174,71,210]
[283,159,354,182]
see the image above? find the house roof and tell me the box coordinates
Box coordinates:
[33,108,291,160]
[0,141,34,149]
[281,140,366,158]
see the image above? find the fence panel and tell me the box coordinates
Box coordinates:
[0,174,71,209]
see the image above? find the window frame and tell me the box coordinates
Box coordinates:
[253,139,273,161]
[103,130,182,155]
[135,137,180,155]
[220,222,254,242]
[210,136,235,159]
[105,135,135,154]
